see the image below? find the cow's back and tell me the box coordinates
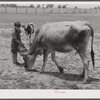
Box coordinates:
[37,21,89,42]
[35,21,90,52]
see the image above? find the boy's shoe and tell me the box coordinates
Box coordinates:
[16,62,21,66]
[20,63,25,66]
[13,62,25,67]
[17,62,25,66]
[14,62,21,66]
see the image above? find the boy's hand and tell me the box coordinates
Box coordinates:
[20,43,24,47]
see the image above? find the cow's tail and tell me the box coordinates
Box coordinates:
[87,24,95,69]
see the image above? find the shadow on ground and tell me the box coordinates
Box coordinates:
[40,71,100,83]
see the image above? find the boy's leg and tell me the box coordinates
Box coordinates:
[12,53,17,64]
[12,52,21,65]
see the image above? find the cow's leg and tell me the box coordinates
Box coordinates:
[77,29,90,83]
[77,38,89,83]
[51,51,63,74]
[79,51,89,83]
[40,49,49,73]
[80,67,85,77]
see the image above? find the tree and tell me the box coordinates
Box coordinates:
[50,5,54,14]
[94,7,97,13]
[62,5,66,8]
[73,8,75,14]
[58,5,61,13]
[42,4,45,14]
[65,4,68,13]
[50,4,54,14]
[62,5,66,13]
[1,4,6,7]
[37,4,41,8]
[11,4,17,7]
[5,5,7,14]
[75,6,78,9]
[36,4,41,14]
[26,6,28,14]
[16,5,17,14]
[45,4,54,14]
[79,8,81,13]
[84,9,87,13]
[46,4,54,8]
[35,6,38,14]
[30,4,34,8]
[97,6,100,9]
[94,7,97,9]
[6,4,17,7]
[90,8,92,13]
[73,6,78,14]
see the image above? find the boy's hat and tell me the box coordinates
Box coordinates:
[14,21,21,27]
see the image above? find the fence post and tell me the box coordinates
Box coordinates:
[90,8,92,13]
[96,8,97,13]
[42,4,45,14]
[51,8,53,14]
[16,6,17,14]
[73,8,75,14]
[26,6,28,14]
[5,5,7,14]
[59,8,60,13]
[66,5,68,13]
[35,7,37,14]
[84,9,87,13]
[79,8,81,13]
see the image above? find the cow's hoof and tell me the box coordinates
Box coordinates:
[20,63,25,67]
[83,79,91,84]
[80,73,84,78]
[26,69,30,71]
[40,70,45,74]
[40,71,44,74]
[25,68,32,71]
[59,67,64,74]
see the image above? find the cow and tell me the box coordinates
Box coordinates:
[23,21,95,83]
[22,23,35,46]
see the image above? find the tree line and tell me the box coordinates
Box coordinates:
[0,4,67,8]
[0,4,100,14]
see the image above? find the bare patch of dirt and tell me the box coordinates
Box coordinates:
[0,28,100,89]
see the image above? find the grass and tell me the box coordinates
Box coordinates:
[0,12,100,89]
[0,13,100,41]
[0,13,100,33]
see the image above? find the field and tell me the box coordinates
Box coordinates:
[0,13,100,89]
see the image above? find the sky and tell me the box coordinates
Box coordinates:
[0,1,100,8]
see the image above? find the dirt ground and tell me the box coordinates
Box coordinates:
[0,27,100,89]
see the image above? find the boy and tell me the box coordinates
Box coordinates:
[11,21,24,66]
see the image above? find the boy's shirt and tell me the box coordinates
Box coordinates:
[11,28,21,46]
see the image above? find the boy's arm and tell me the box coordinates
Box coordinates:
[12,33,24,46]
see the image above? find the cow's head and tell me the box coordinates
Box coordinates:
[21,27,42,71]
[22,23,34,37]
[22,48,43,71]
